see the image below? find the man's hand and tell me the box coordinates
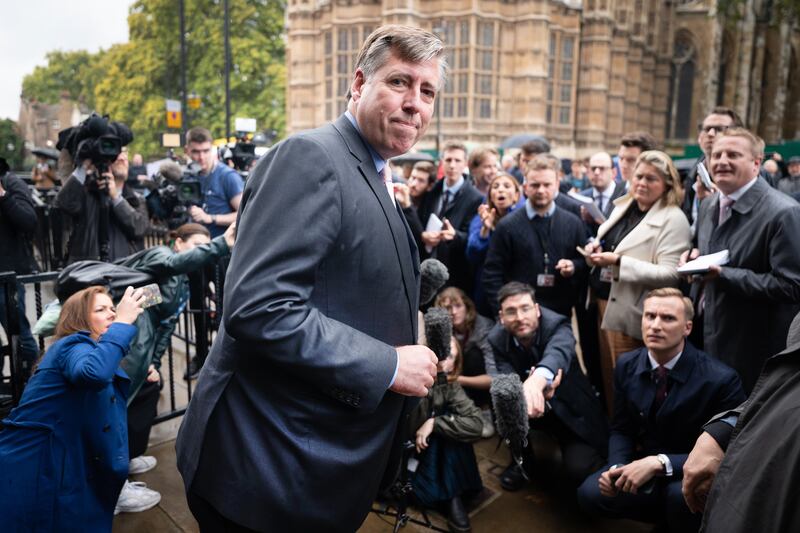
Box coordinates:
[599,465,622,497]
[683,431,725,514]
[190,205,212,224]
[415,417,435,453]
[389,345,437,397]
[543,369,563,400]
[613,456,662,495]
[393,183,411,209]
[694,176,717,200]
[522,372,548,418]
[440,219,456,241]
[421,231,442,248]
[105,173,120,200]
[555,259,575,278]
[223,221,237,248]
[679,248,700,267]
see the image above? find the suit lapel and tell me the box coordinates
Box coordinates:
[333,116,419,332]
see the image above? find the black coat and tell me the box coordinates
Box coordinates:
[579,182,627,236]
[486,310,609,454]
[0,172,38,274]
[482,205,588,316]
[418,178,484,294]
[555,191,583,219]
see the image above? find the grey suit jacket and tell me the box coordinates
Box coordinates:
[175,115,420,531]
[696,177,800,392]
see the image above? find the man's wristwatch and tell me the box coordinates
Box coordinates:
[656,453,673,477]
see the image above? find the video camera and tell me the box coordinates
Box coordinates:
[149,161,204,228]
[56,113,133,192]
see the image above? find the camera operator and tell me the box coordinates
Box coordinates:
[54,115,149,264]
[0,157,40,379]
[184,127,243,238]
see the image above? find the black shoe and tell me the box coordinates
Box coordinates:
[499,461,527,492]
[446,496,471,532]
[183,359,203,381]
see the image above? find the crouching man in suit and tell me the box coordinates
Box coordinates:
[176,25,446,532]
[577,288,745,532]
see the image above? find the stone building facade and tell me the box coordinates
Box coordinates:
[286,0,799,157]
[17,93,88,151]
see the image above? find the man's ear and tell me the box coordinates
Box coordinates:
[684,319,693,338]
[350,69,366,103]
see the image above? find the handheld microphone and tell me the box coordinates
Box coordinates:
[419,259,449,307]
[424,307,452,399]
[490,373,530,476]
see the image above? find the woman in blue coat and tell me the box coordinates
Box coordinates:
[0,285,145,532]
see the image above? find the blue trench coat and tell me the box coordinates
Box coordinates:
[0,323,136,532]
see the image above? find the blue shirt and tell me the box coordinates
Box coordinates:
[200,163,244,237]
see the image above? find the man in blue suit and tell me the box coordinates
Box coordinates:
[577,288,744,532]
[176,25,444,531]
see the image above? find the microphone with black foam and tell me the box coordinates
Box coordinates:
[490,373,531,476]
[424,307,452,385]
[419,259,449,307]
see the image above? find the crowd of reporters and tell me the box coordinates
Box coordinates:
[1,102,799,532]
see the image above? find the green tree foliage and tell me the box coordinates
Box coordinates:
[0,119,26,171]
[22,0,286,158]
[96,0,286,157]
[21,50,105,110]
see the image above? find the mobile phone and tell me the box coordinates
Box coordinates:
[139,283,163,309]
[697,162,714,190]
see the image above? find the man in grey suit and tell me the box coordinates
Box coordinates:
[681,128,800,393]
[176,25,445,531]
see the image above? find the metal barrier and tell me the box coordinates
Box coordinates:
[0,264,222,424]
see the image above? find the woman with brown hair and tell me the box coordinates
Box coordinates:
[585,150,692,412]
[0,285,145,531]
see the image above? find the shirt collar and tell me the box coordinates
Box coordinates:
[593,181,615,199]
[525,200,556,220]
[443,175,465,196]
[647,349,683,370]
[345,110,386,174]
[722,175,758,202]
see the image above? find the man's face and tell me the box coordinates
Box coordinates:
[789,162,800,178]
[442,149,467,184]
[474,153,498,187]
[407,169,431,198]
[617,145,642,183]
[698,113,735,157]
[641,296,692,355]
[519,151,534,171]
[710,136,760,196]
[588,153,614,190]
[186,141,216,174]
[524,169,557,211]
[499,293,540,340]
[110,150,129,181]
[350,51,440,160]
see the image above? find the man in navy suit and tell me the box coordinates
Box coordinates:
[176,25,443,531]
[577,288,744,532]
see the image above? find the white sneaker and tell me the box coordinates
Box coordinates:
[114,480,161,515]
[128,455,157,475]
[480,408,496,438]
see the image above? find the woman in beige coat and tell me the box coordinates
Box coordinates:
[585,150,691,412]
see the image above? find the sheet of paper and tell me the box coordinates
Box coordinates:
[568,191,606,223]
[677,249,730,275]
[424,213,444,253]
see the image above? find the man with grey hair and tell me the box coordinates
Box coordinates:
[177,25,446,531]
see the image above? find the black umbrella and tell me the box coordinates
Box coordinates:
[499,133,550,151]
[31,147,60,160]
[389,151,435,166]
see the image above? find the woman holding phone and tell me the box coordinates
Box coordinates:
[0,285,145,531]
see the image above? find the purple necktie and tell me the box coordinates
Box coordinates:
[718,197,735,225]
[653,365,669,412]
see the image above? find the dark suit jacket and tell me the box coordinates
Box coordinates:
[417,178,483,293]
[482,205,588,316]
[579,182,627,236]
[610,342,745,477]
[486,310,609,454]
[175,114,420,532]
[695,177,800,392]
[555,191,583,219]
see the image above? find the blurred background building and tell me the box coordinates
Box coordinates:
[285,0,800,157]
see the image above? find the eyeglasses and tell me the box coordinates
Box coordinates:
[590,166,610,172]
[501,305,534,318]
[698,124,730,134]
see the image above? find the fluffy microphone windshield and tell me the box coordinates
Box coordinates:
[424,307,452,362]
[419,259,449,306]
[490,373,530,455]
[158,161,183,183]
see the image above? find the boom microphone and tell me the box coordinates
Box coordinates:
[158,161,183,183]
[490,373,530,473]
[419,259,449,307]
